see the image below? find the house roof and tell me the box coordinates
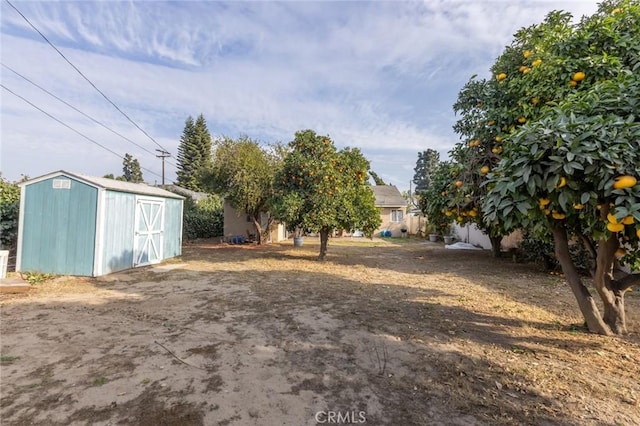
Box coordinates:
[21,170,184,199]
[371,185,406,207]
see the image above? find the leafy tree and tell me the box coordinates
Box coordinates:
[476,0,640,335]
[448,77,508,256]
[202,136,281,245]
[412,149,440,192]
[271,130,381,260]
[176,114,212,191]
[419,161,455,236]
[369,170,386,186]
[122,153,143,183]
[103,174,115,179]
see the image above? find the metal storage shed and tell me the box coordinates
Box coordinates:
[16,170,184,277]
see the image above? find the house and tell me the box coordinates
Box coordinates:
[371,185,408,237]
[17,170,184,277]
[223,200,288,243]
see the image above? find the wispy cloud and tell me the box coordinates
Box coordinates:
[1,0,600,187]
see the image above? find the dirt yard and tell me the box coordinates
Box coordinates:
[1,238,639,425]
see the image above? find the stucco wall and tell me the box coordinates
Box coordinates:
[452,223,522,250]
[376,206,408,237]
[223,201,287,242]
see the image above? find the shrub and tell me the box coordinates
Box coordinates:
[0,176,20,250]
[182,195,223,240]
[520,232,592,274]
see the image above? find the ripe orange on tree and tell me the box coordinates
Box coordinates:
[607,222,625,233]
[613,175,637,189]
[572,71,586,82]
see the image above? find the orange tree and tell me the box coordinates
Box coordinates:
[478,0,640,335]
[419,161,455,236]
[450,77,509,256]
[271,130,380,260]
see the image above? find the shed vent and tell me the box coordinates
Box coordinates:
[52,178,71,189]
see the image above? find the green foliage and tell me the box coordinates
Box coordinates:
[0,355,20,363]
[520,233,592,273]
[203,136,280,229]
[412,149,440,192]
[0,176,20,249]
[369,170,386,186]
[182,195,224,241]
[448,0,640,335]
[271,130,381,241]
[23,271,56,285]
[419,161,455,235]
[484,70,640,265]
[194,114,213,171]
[122,153,144,183]
[176,114,212,191]
[446,0,640,274]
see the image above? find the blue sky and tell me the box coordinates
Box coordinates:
[1,0,600,190]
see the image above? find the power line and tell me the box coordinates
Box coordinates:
[1,83,163,180]
[4,0,173,155]
[1,62,161,159]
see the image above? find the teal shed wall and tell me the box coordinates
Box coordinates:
[163,198,183,259]
[20,177,97,276]
[19,173,184,277]
[100,191,136,275]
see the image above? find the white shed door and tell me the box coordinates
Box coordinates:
[133,199,164,266]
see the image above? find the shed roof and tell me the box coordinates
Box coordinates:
[370,185,406,207]
[21,170,184,199]
[164,185,209,201]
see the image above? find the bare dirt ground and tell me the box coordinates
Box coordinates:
[1,237,639,425]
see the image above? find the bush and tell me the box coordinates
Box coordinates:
[520,232,592,274]
[0,177,20,250]
[182,195,223,240]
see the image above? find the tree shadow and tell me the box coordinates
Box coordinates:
[180,239,639,340]
[3,261,636,425]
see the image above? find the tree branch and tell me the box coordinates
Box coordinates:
[612,274,640,292]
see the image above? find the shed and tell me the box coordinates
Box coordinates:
[16,171,184,277]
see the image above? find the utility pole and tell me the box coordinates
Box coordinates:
[155,149,170,187]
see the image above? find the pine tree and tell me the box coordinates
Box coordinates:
[412,149,440,192]
[369,170,386,185]
[176,114,212,191]
[176,116,201,190]
[194,114,212,170]
[122,153,144,183]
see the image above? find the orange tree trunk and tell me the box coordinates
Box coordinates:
[318,228,329,261]
[551,224,612,335]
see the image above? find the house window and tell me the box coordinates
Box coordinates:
[391,209,403,222]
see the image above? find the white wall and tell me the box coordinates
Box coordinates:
[452,223,522,250]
